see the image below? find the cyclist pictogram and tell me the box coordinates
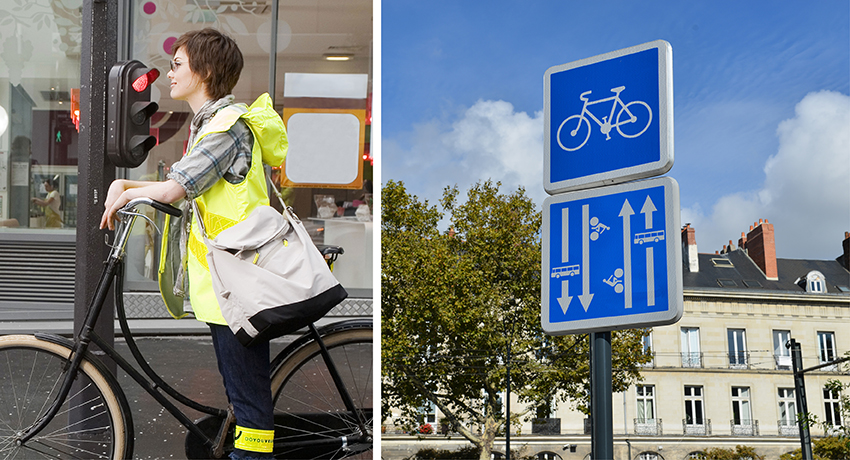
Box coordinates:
[556,85,652,152]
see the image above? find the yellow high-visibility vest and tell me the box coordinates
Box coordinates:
[185,94,287,325]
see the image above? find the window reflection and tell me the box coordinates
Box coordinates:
[0,1,82,232]
[123,0,373,294]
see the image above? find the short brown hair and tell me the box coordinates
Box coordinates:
[172,28,243,100]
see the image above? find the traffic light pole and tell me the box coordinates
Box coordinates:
[78,0,118,365]
[789,339,850,460]
[790,339,813,460]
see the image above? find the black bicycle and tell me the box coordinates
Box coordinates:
[0,197,372,459]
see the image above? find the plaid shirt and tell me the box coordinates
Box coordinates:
[168,96,253,200]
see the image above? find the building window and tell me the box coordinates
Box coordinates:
[806,270,826,293]
[684,386,704,426]
[642,330,654,367]
[681,327,701,368]
[637,453,659,460]
[778,388,797,426]
[818,331,836,366]
[773,330,792,370]
[636,385,655,423]
[728,329,748,368]
[824,388,843,428]
[420,400,436,425]
[732,387,752,425]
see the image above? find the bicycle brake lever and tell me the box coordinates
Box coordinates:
[117,209,162,236]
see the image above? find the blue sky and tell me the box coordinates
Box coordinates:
[381,1,850,260]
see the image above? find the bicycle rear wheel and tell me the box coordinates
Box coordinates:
[0,335,132,460]
[270,322,372,460]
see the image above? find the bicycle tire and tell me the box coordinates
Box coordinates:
[0,334,133,460]
[616,101,652,139]
[556,114,591,151]
[270,322,373,460]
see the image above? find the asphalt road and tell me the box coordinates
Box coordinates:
[112,335,294,459]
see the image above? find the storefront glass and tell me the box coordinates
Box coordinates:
[0,0,82,233]
[0,0,372,298]
[124,0,373,295]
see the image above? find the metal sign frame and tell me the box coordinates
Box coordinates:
[544,40,673,194]
[541,176,683,335]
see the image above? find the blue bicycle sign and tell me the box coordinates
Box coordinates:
[557,85,652,151]
[544,40,673,195]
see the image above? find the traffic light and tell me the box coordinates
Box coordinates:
[106,60,160,168]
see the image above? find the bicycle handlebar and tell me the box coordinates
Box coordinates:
[121,197,182,217]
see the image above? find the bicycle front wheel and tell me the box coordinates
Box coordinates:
[616,100,652,138]
[270,322,372,460]
[556,114,591,151]
[0,334,133,460]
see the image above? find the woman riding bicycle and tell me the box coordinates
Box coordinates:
[100,28,286,460]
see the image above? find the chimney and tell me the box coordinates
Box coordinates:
[839,231,850,271]
[746,219,778,280]
[681,224,698,272]
[738,232,747,253]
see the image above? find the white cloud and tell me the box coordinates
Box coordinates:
[682,90,850,259]
[383,99,547,205]
[385,91,849,260]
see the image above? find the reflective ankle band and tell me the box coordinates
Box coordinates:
[234,425,274,453]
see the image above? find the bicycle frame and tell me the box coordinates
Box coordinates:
[18,198,370,457]
[576,87,631,138]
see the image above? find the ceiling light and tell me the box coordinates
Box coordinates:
[323,53,352,61]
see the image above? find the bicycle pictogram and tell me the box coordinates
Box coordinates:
[556,85,652,152]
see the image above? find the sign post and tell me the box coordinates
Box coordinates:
[542,40,679,459]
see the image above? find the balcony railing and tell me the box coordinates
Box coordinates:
[774,354,792,370]
[728,352,750,369]
[683,419,711,436]
[778,419,798,436]
[634,418,663,436]
[680,352,703,368]
[730,419,759,436]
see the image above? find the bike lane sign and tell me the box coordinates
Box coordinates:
[544,40,673,194]
[541,176,683,335]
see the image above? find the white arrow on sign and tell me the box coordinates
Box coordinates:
[641,196,656,230]
[646,246,655,306]
[561,208,569,263]
[579,204,593,311]
[557,279,573,313]
[619,200,634,309]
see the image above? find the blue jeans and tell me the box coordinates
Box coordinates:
[209,324,275,460]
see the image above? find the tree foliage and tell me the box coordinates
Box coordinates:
[698,445,765,460]
[381,180,651,460]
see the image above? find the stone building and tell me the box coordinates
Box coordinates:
[382,221,850,460]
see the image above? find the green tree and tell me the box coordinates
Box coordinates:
[381,180,651,460]
[698,445,765,460]
[779,373,850,460]
[779,435,850,460]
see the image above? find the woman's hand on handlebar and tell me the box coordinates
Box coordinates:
[100,179,187,231]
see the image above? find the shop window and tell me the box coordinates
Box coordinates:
[0,2,82,231]
[121,0,373,297]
